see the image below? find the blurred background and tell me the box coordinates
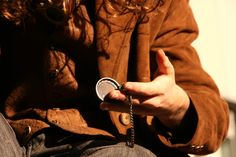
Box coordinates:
[189,0,236,157]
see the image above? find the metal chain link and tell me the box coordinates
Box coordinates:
[95,78,135,148]
[126,95,135,148]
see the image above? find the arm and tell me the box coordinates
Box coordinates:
[100,0,229,155]
[149,0,229,154]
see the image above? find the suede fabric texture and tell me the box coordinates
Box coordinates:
[0,0,229,156]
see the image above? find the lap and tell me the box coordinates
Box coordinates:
[28,130,156,157]
[52,140,156,157]
[0,113,156,157]
[0,113,26,157]
[83,141,156,157]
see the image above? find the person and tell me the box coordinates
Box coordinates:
[0,0,229,156]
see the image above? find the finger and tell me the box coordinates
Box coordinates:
[121,81,161,97]
[100,100,160,116]
[100,101,130,113]
[156,49,175,76]
[104,90,127,102]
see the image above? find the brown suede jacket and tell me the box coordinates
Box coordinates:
[0,0,229,156]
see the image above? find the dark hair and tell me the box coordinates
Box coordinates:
[105,0,164,16]
[96,0,164,36]
[0,0,28,25]
[0,0,77,27]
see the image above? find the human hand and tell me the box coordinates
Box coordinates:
[100,49,190,128]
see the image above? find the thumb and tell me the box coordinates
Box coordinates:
[156,49,175,76]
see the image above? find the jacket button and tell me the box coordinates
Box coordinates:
[51,120,58,124]
[119,113,130,126]
[191,145,204,152]
[23,125,31,138]
[53,108,60,111]
[196,145,202,149]
[25,126,31,134]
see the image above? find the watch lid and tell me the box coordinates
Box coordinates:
[95,77,120,101]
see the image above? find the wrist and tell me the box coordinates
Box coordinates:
[173,85,190,125]
[154,102,198,144]
[158,85,190,129]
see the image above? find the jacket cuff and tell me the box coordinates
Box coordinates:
[154,101,198,144]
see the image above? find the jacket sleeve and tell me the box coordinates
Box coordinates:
[150,0,229,155]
